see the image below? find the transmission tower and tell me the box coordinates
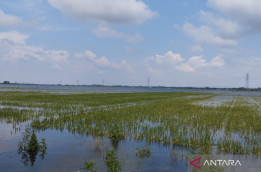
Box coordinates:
[147,77,150,87]
[246,73,249,89]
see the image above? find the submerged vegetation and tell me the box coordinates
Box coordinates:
[136,147,151,159]
[105,150,121,172]
[82,160,97,172]
[0,91,261,167]
[17,127,47,166]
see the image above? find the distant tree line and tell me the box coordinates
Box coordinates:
[3,81,10,84]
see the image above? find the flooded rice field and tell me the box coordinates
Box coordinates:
[0,86,260,171]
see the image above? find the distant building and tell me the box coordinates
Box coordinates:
[3,81,10,84]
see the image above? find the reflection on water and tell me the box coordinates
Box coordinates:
[0,122,188,172]
[135,147,151,170]
[17,127,47,166]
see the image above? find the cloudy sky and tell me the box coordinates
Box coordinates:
[0,0,261,87]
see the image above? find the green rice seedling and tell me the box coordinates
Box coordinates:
[1,90,260,157]
[39,139,47,159]
[136,147,151,159]
[108,124,125,150]
[252,145,261,155]
[17,127,47,166]
[217,138,248,154]
[81,160,97,172]
[105,150,121,172]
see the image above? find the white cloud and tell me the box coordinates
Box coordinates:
[187,56,207,68]
[189,55,223,67]
[85,50,96,59]
[0,31,69,65]
[0,9,23,26]
[84,50,132,71]
[199,11,242,38]
[93,56,110,67]
[73,52,84,59]
[0,31,132,73]
[182,22,237,47]
[210,55,224,67]
[147,51,224,73]
[190,45,204,53]
[181,0,261,60]
[175,63,194,72]
[175,55,224,72]
[48,0,157,24]
[147,51,184,64]
[208,0,261,31]
[0,31,29,44]
[93,25,144,43]
[181,1,261,61]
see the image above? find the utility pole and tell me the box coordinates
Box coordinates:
[147,77,150,87]
[246,73,249,89]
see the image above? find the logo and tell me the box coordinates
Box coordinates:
[189,157,202,169]
[189,157,241,170]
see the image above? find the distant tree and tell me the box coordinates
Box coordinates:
[3,81,10,84]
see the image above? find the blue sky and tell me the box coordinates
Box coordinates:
[0,0,261,87]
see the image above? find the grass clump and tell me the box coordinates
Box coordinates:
[136,147,151,159]
[17,127,47,166]
[82,160,97,172]
[105,150,121,172]
[217,138,248,154]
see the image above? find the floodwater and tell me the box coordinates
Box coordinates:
[0,122,187,172]
[1,83,261,96]
[0,84,261,172]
